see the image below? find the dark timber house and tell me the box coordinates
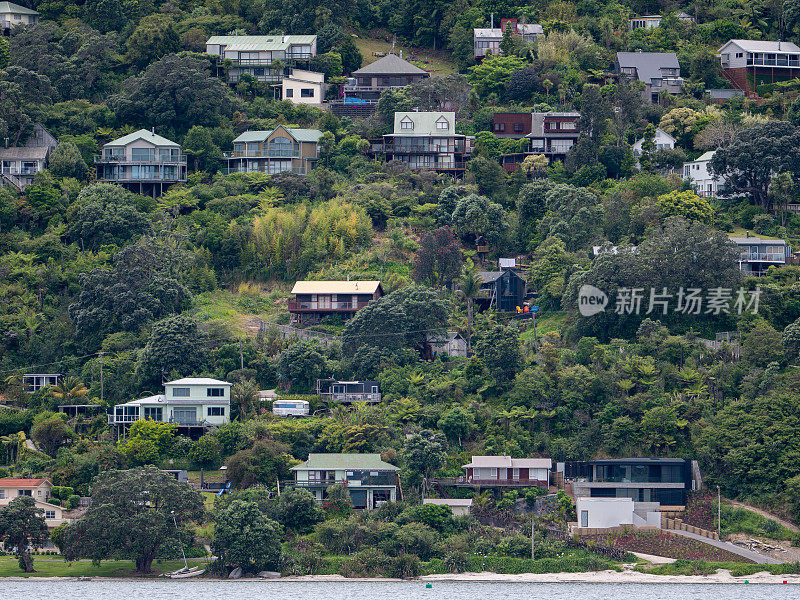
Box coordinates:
[288,280,383,325]
[476,269,527,312]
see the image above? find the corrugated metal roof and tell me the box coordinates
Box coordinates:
[233,127,323,144]
[391,111,456,136]
[291,280,381,294]
[166,378,231,386]
[616,51,680,83]
[0,2,39,15]
[462,456,552,469]
[729,236,786,245]
[207,35,316,51]
[352,54,428,76]
[720,39,800,54]
[0,146,48,160]
[291,453,399,471]
[423,498,473,506]
[105,129,180,148]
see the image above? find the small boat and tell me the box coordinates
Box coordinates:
[163,566,205,579]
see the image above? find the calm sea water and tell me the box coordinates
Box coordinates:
[0,580,795,599]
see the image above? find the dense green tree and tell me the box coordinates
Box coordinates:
[276,341,327,391]
[451,193,507,246]
[212,500,283,572]
[183,126,223,172]
[225,439,293,489]
[412,226,463,287]
[401,429,446,482]
[437,405,475,444]
[338,37,362,74]
[67,183,149,250]
[474,324,522,386]
[48,141,89,180]
[135,314,209,388]
[0,497,49,572]
[125,15,181,70]
[31,416,73,457]
[274,487,324,534]
[467,54,528,97]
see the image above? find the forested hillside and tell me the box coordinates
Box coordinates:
[1,0,800,540]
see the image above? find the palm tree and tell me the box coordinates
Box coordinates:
[49,377,89,404]
[459,260,482,355]
[231,379,260,420]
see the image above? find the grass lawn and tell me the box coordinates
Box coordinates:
[0,557,208,578]
[520,311,567,342]
[190,287,289,336]
[351,35,456,75]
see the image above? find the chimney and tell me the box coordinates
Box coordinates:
[151,127,155,135]
[490,13,494,28]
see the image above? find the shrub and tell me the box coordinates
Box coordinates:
[65,495,80,510]
[443,550,469,573]
[389,553,421,578]
[340,548,391,577]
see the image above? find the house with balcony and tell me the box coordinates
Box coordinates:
[718,40,800,94]
[616,52,683,103]
[683,150,725,197]
[108,378,231,439]
[22,373,61,393]
[629,14,662,29]
[729,234,792,276]
[316,379,381,404]
[0,2,39,31]
[0,478,68,528]
[474,19,543,58]
[0,124,57,191]
[95,129,186,197]
[491,112,532,139]
[288,280,383,325]
[342,54,429,104]
[461,456,551,487]
[225,126,322,175]
[499,112,581,172]
[564,458,697,509]
[476,269,527,311]
[290,453,399,509]
[281,69,326,105]
[206,35,316,84]
[372,111,470,175]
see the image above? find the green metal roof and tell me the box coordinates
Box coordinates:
[207,35,316,51]
[233,126,323,144]
[0,2,39,15]
[291,453,399,471]
[391,111,457,136]
[105,129,180,148]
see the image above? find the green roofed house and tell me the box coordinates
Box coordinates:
[205,35,317,84]
[225,125,322,175]
[290,453,399,509]
[0,2,39,31]
[95,128,187,197]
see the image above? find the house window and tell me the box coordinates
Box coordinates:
[131,148,156,162]
[514,123,523,133]
[207,406,225,416]
[269,136,294,157]
[301,88,315,98]
[285,88,294,98]
[207,388,225,397]
[735,52,743,58]
[435,118,449,130]
[371,386,378,393]
[495,123,506,132]
[0,490,4,498]
[173,387,190,397]
[45,510,56,519]
[144,407,163,421]
[581,510,589,527]
[400,117,414,130]
[18,489,32,496]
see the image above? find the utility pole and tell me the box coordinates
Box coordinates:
[239,338,244,371]
[531,514,535,560]
[99,352,104,404]
[717,485,721,539]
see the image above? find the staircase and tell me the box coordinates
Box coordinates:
[720,67,758,98]
[1,173,24,191]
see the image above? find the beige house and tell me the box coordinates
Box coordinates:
[282,69,326,105]
[0,1,38,30]
[206,35,317,84]
[0,478,68,528]
[423,498,473,516]
[225,126,322,175]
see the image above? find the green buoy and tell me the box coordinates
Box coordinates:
[426,583,432,588]
[744,580,749,584]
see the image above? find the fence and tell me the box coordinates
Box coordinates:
[258,319,338,347]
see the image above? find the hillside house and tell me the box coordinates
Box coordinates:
[371,112,470,174]
[718,39,800,93]
[729,234,792,276]
[632,127,676,155]
[290,453,399,509]
[22,373,61,393]
[288,280,383,325]
[423,498,472,516]
[572,497,662,533]
[343,54,429,103]
[628,15,662,29]
[0,478,68,528]
[491,112,532,139]
[424,331,467,359]
[281,69,326,105]
[95,129,187,197]
[206,35,317,84]
[225,126,322,175]
[565,458,696,509]
[499,112,581,171]
[462,456,551,487]
[476,269,527,312]
[316,379,381,404]
[108,378,231,438]
[0,124,57,191]
[616,52,683,102]
[0,2,38,31]
[683,150,725,197]
[474,19,543,58]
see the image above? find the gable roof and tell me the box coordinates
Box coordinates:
[0,2,39,15]
[207,35,316,52]
[0,146,48,160]
[391,111,456,136]
[720,39,800,54]
[105,129,180,148]
[0,478,49,488]
[729,235,787,245]
[291,453,399,471]
[352,54,428,76]
[291,280,382,295]
[616,52,680,82]
[233,126,323,144]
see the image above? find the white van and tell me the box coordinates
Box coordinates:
[272,399,310,417]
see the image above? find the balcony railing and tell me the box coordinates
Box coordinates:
[224,166,307,175]
[94,154,187,164]
[229,53,313,66]
[382,143,464,153]
[223,150,300,159]
[98,174,187,182]
[748,57,800,67]
[293,478,339,487]
[288,300,369,311]
[461,478,548,487]
[321,392,382,403]
[2,167,38,175]
[739,251,786,262]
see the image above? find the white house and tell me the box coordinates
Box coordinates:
[206,35,317,84]
[281,69,326,105]
[0,478,69,528]
[109,378,231,433]
[423,498,473,516]
[462,455,551,487]
[683,150,725,197]
[632,127,676,156]
[629,15,662,30]
[0,1,39,30]
[718,39,800,71]
[22,373,61,393]
[574,497,661,532]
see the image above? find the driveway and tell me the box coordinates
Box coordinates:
[667,528,781,564]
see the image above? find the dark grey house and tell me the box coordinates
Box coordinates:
[616,52,683,103]
[343,54,430,103]
[476,269,527,312]
[316,379,381,403]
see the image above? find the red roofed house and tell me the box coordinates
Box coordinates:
[0,478,69,527]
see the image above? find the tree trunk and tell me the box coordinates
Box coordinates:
[19,547,35,573]
[136,552,155,574]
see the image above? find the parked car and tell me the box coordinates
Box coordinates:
[272,399,310,417]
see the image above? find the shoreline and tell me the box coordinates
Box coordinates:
[3,570,799,584]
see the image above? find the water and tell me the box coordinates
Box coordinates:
[1,580,795,600]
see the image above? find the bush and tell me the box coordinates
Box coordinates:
[340,548,391,577]
[65,495,81,510]
[389,553,421,578]
[443,550,469,573]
